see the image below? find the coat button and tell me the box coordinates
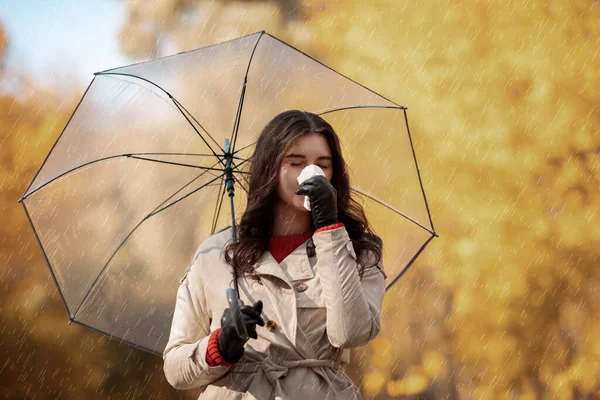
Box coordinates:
[266,320,278,332]
[295,282,309,292]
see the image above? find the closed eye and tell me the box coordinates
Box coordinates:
[288,162,330,168]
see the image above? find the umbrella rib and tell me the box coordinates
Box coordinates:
[211,176,227,235]
[208,162,248,235]
[234,157,252,170]
[71,172,226,321]
[231,162,250,192]
[231,174,249,195]
[231,161,252,189]
[98,72,185,117]
[20,152,225,201]
[230,84,247,156]
[70,319,162,357]
[317,105,406,116]
[385,233,436,291]
[19,201,73,317]
[20,77,96,202]
[97,71,224,158]
[96,31,263,75]
[170,97,226,156]
[132,152,223,157]
[201,183,224,187]
[350,186,436,236]
[263,32,404,109]
[148,171,225,218]
[230,32,265,155]
[233,140,257,155]
[403,108,437,234]
[147,158,225,218]
[128,155,224,177]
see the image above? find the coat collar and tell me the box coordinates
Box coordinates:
[254,238,315,285]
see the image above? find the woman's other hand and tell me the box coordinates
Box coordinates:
[218,300,265,363]
[295,175,338,229]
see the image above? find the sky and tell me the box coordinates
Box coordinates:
[0,0,132,86]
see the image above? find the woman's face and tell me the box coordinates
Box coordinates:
[276,133,334,213]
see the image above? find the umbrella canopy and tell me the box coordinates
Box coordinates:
[18,31,437,356]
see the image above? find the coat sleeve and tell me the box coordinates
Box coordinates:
[162,252,230,390]
[312,226,387,349]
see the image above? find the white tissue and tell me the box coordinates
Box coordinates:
[297,165,326,211]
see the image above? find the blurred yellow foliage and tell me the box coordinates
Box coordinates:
[0,19,180,398]
[387,366,430,397]
[362,371,387,398]
[302,0,599,398]
[421,349,448,379]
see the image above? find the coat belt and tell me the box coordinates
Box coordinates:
[230,357,341,385]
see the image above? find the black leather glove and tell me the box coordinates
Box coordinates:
[295,175,338,229]
[217,300,264,363]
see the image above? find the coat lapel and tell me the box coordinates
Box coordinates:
[252,251,298,346]
[277,239,315,282]
[253,251,291,285]
[249,238,316,348]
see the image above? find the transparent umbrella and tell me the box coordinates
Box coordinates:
[18,31,438,356]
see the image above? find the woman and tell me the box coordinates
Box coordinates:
[163,110,386,399]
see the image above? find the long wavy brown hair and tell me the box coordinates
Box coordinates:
[224,110,382,278]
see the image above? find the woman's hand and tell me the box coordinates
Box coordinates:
[295,175,338,229]
[218,300,264,363]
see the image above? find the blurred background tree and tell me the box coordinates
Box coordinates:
[0,20,190,399]
[1,0,598,398]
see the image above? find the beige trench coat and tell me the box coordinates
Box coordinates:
[163,226,386,399]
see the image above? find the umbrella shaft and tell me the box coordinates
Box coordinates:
[224,139,240,298]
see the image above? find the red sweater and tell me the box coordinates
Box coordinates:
[205,222,345,366]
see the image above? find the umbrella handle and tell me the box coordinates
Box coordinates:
[226,288,249,342]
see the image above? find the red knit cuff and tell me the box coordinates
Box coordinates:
[315,222,345,233]
[205,328,233,367]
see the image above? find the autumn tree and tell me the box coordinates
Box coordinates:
[0,21,192,399]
